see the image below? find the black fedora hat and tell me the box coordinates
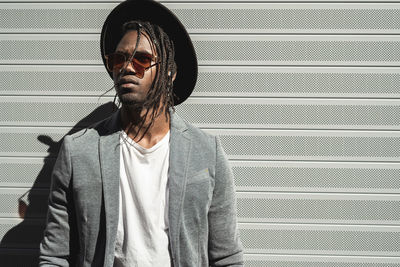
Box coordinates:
[100,0,197,105]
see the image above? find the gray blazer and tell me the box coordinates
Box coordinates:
[39,109,243,267]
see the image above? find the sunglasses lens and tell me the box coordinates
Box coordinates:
[106,53,125,72]
[133,53,152,68]
[132,61,146,78]
[106,52,155,78]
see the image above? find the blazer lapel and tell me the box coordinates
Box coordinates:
[168,110,192,263]
[98,111,121,267]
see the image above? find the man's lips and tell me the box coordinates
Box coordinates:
[117,77,139,86]
[120,83,137,87]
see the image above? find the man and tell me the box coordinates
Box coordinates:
[39,0,243,266]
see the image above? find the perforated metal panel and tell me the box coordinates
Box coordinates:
[193,35,400,65]
[0,35,99,64]
[193,67,400,98]
[3,66,400,98]
[3,189,400,224]
[0,189,48,218]
[2,3,400,34]
[2,35,400,65]
[0,97,112,126]
[231,161,400,193]
[176,98,400,129]
[1,128,399,161]
[169,3,400,34]
[0,66,112,96]
[2,158,399,194]
[205,129,400,161]
[0,3,113,33]
[1,159,399,193]
[239,224,400,256]
[0,158,53,188]
[1,1,400,266]
[243,255,400,267]
[237,193,400,224]
[1,96,399,129]
[0,127,69,157]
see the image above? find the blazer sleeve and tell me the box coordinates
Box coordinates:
[39,135,78,266]
[208,136,244,266]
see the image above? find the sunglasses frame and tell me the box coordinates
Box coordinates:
[105,51,159,78]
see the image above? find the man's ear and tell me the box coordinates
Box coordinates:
[168,70,177,82]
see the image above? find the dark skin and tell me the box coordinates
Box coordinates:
[113,30,176,149]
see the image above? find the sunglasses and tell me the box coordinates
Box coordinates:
[105,51,159,78]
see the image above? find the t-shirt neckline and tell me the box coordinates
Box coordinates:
[120,130,170,154]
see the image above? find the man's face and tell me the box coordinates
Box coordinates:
[113,30,157,106]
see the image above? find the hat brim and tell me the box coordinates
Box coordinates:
[100,0,197,105]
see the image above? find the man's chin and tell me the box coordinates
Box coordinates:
[118,95,145,109]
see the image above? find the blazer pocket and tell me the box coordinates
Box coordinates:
[187,168,209,185]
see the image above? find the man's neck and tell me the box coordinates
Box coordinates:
[120,105,170,149]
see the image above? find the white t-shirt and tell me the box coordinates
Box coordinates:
[113,130,171,267]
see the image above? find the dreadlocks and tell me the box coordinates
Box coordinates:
[105,20,178,143]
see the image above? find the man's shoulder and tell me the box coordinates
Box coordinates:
[185,120,214,141]
[174,112,216,150]
[66,113,116,144]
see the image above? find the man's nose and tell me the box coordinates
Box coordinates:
[121,60,137,75]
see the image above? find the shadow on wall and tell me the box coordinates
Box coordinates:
[0,102,117,266]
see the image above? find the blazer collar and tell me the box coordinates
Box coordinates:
[98,107,191,267]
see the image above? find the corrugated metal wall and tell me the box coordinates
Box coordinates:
[0,1,399,266]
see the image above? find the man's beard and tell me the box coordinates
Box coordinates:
[117,91,149,125]
[117,89,147,110]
